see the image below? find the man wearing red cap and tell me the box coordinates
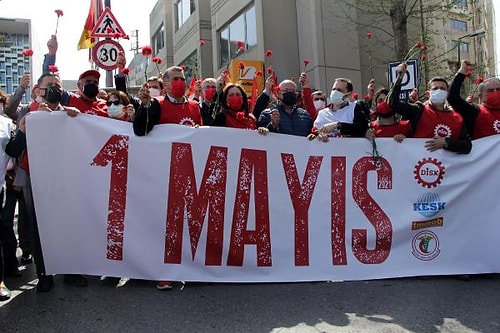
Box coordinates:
[63,69,108,117]
[448,60,500,139]
[388,62,471,154]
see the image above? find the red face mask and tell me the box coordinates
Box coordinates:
[204,87,216,102]
[170,80,186,97]
[227,95,244,111]
[486,90,500,108]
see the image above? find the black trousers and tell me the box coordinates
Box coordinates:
[0,188,22,272]
[23,180,46,277]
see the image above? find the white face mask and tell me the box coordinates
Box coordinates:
[429,89,447,104]
[35,95,45,104]
[329,90,346,105]
[107,104,124,118]
[313,99,326,110]
[149,88,161,97]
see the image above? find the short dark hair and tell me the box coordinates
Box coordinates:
[37,72,60,86]
[335,78,353,93]
[148,76,164,90]
[428,77,449,89]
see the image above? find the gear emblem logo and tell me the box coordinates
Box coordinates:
[411,230,440,261]
[434,124,452,138]
[413,158,445,188]
[179,117,195,127]
[493,120,500,133]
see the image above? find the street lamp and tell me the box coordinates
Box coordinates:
[457,28,486,63]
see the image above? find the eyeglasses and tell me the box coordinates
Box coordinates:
[106,100,121,106]
[486,88,500,92]
[313,97,325,101]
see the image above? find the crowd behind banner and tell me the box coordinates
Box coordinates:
[0,33,499,299]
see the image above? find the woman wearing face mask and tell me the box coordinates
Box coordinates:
[212,84,256,129]
[389,62,471,154]
[365,88,411,143]
[106,91,135,121]
[448,60,500,140]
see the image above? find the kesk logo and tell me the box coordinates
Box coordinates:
[411,230,440,261]
[239,66,258,80]
[413,192,446,217]
[413,158,445,188]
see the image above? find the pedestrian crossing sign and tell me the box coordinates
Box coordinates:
[91,8,126,38]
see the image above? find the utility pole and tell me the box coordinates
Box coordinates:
[105,0,113,87]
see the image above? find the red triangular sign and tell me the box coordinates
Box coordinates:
[91,7,126,38]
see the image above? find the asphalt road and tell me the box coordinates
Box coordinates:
[1,263,500,333]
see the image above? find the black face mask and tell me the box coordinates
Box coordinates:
[44,85,62,104]
[281,92,297,106]
[83,84,99,99]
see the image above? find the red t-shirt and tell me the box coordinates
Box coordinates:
[157,97,202,126]
[68,94,108,118]
[473,104,500,139]
[371,120,411,138]
[413,105,463,139]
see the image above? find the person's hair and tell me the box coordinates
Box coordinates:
[374,88,389,102]
[479,77,500,95]
[334,78,353,92]
[147,76,164,90]
[163,66,184,82]
[0,90,9,109]
[222,83,249,116]
[37,72,60,86]
[202,78,216,88]
[428,77,449,89]
[312,90,325,98]
[107,90,130,105]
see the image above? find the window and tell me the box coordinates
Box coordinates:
[175,0,195,30]
[181,52,197,83]
[152,24,165,54]
[451,40,469,53]
[450,19,467,31]
[218,6,257,68]
[454,0,467,7]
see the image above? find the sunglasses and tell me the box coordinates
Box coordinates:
[106,100,121,106]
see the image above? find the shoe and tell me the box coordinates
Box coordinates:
[0,283,11,301]
[156,281,173,290]
[37,275,54,293]
[5,268,22,277]
[21,254,33,264]
[63,274,88,287]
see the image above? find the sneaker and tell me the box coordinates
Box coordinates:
[37,275,54,293]
[21,254,33,265]
[0,282,11,301]
[63,274,88,287]
[156,280,173,290]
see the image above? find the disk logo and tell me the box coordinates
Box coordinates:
[493,119,500,134]
[411,230,440,261]
[413,158,445,188]
[434,124,452,138]
[413,192,446,217]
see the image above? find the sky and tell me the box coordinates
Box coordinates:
[1,0,157,82]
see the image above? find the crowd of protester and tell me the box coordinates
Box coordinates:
[1,34,500,301]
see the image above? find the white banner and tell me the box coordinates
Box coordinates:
[26,112,500,282]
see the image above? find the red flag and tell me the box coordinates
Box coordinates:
[77,0,103,50]
[249,75,259,113]
[187,74,198,97]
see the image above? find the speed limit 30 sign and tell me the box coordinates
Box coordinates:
[92,40,125,71]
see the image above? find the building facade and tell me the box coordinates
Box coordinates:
[0,17,32,104]
[144,0,496,98]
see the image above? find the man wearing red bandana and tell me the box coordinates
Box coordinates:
[448,60,500,139]
[133,65,202,136]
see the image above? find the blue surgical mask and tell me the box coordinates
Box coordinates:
[429,89,447,104]
[329,90,346,105]
[108,104,124,118]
